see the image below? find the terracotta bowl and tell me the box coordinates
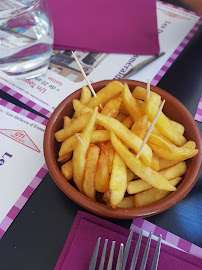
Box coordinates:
[44,79,201,219]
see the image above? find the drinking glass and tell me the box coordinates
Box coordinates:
[0,0,54,79]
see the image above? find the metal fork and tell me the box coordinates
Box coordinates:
[89,238,124,270]
[89,229,162,270]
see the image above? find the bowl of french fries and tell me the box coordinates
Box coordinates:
[44,79,201,219]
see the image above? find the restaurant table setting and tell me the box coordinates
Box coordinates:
[0,0,202,269]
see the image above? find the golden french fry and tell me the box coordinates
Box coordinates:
[96,113,152,167]
[101,96,122,118]
[105,141,115,174]
[63,116,71,129]
[119,102,129,115]
[73,107,98,192]
[127,161,186,194]
[132,86,161,107]
[87,81,124,108]
[133,177,182,207]
[109,152,127,207]
[117,196,134,208]
[148,133,175,151]
[131,115,148,139]
[61,160,73,180]
[148,142,198,161]
[80,86,92,105]
[170,120,184,135]
[121,115,133,129]
[182,141,196,149]
[95,144,110,192]
[121,83,142,122]
[59,130,110,157]
[150,156,160,171]
[57,152,72,163]
[115,112,128,122]
[110,132,176,191]
[127,168,138,182]
[145,99,187,146]
[55,112,91,142]
[83,144,100,200]
[159,158,180,170]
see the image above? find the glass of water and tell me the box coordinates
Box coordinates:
[0,0,53,79]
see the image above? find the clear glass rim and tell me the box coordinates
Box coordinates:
[0,0,41,21]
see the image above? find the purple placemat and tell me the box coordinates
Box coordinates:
[194,95,202,122]
[55,211,202,270]
[0,98,48,239]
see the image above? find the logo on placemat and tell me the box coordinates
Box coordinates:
[0,129,40,153]
[158,8,190,20]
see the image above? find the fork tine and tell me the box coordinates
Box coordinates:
[122,226,134,270]
[150,234,162,270]
[139,231,153,270]
[129,229,143,270]
[107,241,116,270]
[98,239,108,270]
[115,243,124,270]
[89,237,101,270]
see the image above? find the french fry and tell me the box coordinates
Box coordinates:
[182,141,196,149]
[101,96,122,118]
[86,81,124,108]
[145,99,187,146]
[147,133,175,151]
[57,152,72,163]
[96,113,152,167]
[59,130,110,157]
[115,112,127,122]
[63,116,71,129]
[122,83,142,122]
[131,115,148,139]
[61,160,73,180]
[95,144,110,193]
[170,120,184,135]
[127,168,138,182]
[80,86,92,105]
[55,112,91,142]
[159,161,187,180]
[132,86,161,107]
[110,132,176,191]
[117,196,134,208]
[83,144,100,200]
[159,158,180,170]
[133,177,182,207]
[127,161,186,194]
[119,102,129,115]
[73,107,98,192]
[121,115,133,129]
[150,156,160,171]
[148,142,198,161]
[109,152,127,207]
[105,141,115,174]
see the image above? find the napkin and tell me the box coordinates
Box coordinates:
[47,0,160,55]
[55,211,202,270]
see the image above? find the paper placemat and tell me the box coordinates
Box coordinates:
[131,218,202,259]
[0,98,48,239]
[0,2,201,118]
[194,95,202,122]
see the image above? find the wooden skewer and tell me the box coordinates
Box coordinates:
[71,51,97,97]
[71,51,103,109]
[136,99,166,159]
[146,78,150,103]
[76,133,83,144]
